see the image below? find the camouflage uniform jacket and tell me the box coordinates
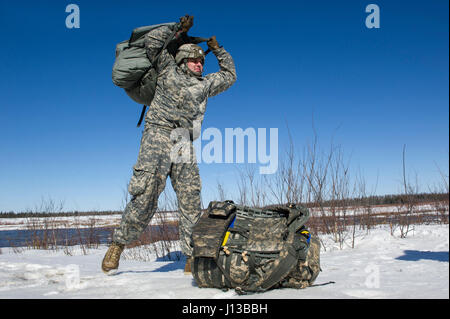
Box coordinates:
[144,25,237,138]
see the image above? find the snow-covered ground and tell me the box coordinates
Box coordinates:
[0,224,448,299]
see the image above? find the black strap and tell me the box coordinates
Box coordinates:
[218,255,232,287]
[204,258,215,287]
[212,259,224,287]
[215,255,237,289]
[136,105,147,127]
[309,281,336,287]
[188,36,211,56]
[188,36,209,44]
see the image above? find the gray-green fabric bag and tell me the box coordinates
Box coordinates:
[191,201,321,294]
[112,22,179,106]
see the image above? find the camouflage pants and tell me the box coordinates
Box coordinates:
[113,125,201,257]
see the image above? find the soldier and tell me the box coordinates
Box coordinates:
[102,16,237,275]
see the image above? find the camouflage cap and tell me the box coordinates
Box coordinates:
[175,43,205,65]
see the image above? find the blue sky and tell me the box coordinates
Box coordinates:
[0,0,448,212]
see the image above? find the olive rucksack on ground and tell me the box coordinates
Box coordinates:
[191,200,321,294]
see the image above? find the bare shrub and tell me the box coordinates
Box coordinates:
[393,145,418,238]
[21,196,102,254]
[216,180,227,202]
[236,164,270,208]
[24,196,65,250]
[233,123,361,250]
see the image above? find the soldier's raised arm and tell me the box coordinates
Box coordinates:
[144,15,194,73]
[205,36,237,97]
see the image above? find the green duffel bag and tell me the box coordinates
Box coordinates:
[112,22,179,103]
[191,201,321,294]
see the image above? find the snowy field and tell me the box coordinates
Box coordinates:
[0,224,448,299]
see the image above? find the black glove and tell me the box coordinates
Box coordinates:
[179,15,194,33]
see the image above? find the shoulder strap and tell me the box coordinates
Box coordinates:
[257,242,299,291]
[255,206,310,291]
[136,105,147,127]
[229,242,299,295]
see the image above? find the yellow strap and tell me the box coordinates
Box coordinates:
[221,231,231,246]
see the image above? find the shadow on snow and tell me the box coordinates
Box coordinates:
[396,250,449,263]
[114,251,186,275]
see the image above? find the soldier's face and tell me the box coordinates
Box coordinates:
[187,58,204,74]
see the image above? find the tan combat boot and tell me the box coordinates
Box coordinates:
[101,242,124,275]
[184,257,193,275]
